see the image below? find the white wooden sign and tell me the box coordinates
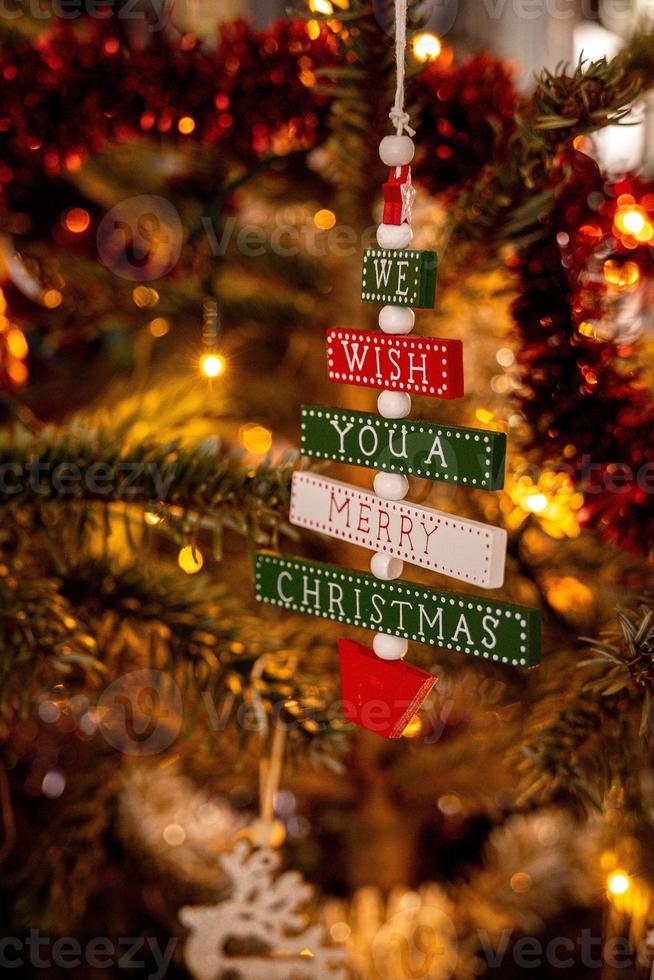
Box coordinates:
[290,473,507,589]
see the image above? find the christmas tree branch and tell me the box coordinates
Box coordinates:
[0,553,346,750]
[517,598,654,811]
[0,566,105,733]
[444,32,654,259]
[0,421,295,541]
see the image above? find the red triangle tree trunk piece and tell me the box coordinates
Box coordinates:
[338,638,437,739]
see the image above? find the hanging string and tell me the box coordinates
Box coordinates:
[250,654,287,824]
[389,0,416,137]
[259,724,287,823]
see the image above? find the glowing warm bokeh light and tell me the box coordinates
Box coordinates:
[622,209,645,235]
[603,259,640,288]
[526,493,548,514]
[132,286,159,308]
[240,423,273,454]
[200,353,225,378]
[8,361,28,384]
[163,823,186,846]
[510,872,533,894]
[64,207,91,233]
[43,289,63,308]
[314,208,336,230]
[402,714,423,738]
[608,871,631,896]
[413,33,442,62]
[578,320,596,338]
[309,0,333,13]
[7,328,28,359]
[144,512,163,526]
[614,205,654,243]
[149,317,170,337]
[509,470,583,539]
[178,545,203,574]
[178,116,196,135]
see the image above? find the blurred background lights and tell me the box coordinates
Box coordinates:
[603,259,641,287]
[526,493,548,514]
[613,204,654,243]
[329,922,351,943]
[608,871,631,895]
[401,714,423,738]
[239,423,273,454]
[64,207,91,233]
[163,822,186,846]
[399,891,421,911]
[42,769,66,799]
[309,0,333,13]
[43,289,62,308]
[7,328,28,359]
[314,208,336,230]
[507,470,583,539]
[178,545,203,574]
[475,408,495,425]
[510,871,533,894]
[149,317,170,337]
[438,793,462,816]
[178,116,196,135]
[38,700,61,723]
[132,286,159,308]
[496,347,515,367]
[200,353,225,378]
[413,33,442,61]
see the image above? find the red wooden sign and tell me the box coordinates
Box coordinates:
[326,328,464,399]
[339,638,436,738]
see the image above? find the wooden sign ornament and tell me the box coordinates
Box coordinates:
[255,555,541,668]
[253,0,541,738]
[361,248,438,308]
[338,638,436,739]
[326,329,463,399]
[290,472,507,589]
[300,406,507,490]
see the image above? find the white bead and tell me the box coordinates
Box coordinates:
[370,552,404,581]
[373,471,409,501]
[377,390,411,419]
[373,633,408,661]
[379,135,415,167]
[377,223,413,250]
[379,305,415,335]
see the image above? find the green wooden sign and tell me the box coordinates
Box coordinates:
[300,406,506,490]
[361,248,437,308]
[255,553,540,668]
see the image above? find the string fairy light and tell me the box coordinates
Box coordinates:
[608,870,632,896]
[178,543,203,574]
[199,297,226,378]
[413,32,442,62]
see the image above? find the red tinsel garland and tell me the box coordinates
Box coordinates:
[510,150,654,558]
[0,20,340,209]
[0,23,516,209]
[412,53,516,193]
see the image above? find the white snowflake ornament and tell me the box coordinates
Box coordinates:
[180,840,347,980]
